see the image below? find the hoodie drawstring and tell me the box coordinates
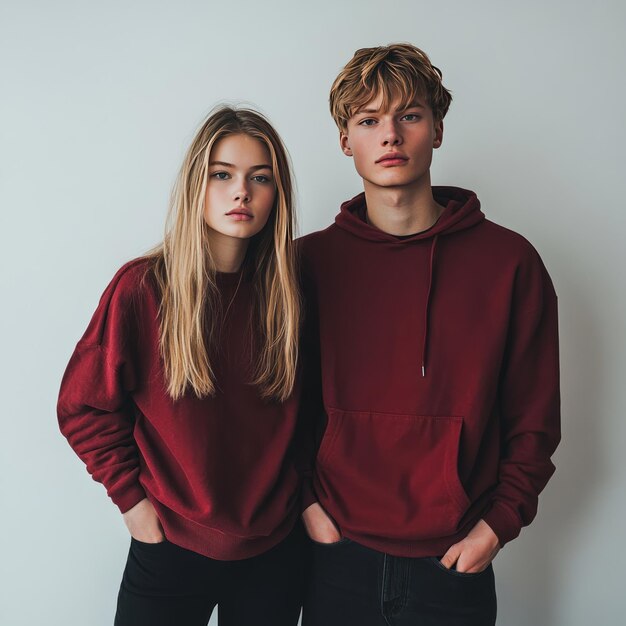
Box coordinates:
[421,234,438,377]
[333,188,485,379]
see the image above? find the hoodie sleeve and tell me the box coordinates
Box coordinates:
[297,309,324,512]
[57,261,149,514]
[293,242,327,513]
[482,246,561,547]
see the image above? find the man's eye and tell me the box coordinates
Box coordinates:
[359,118,377,126]
[402,114,421,121]
[211,172,230,180]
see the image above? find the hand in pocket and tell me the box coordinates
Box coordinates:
[439,519,500,573]
[302,502,342,544]
[123,498,165,543]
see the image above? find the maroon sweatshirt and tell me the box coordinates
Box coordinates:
[298,186,561,557]
[57,258,305,560]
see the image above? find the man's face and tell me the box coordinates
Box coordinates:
[340,92,443,190]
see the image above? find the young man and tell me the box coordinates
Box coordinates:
[298,44,561,626]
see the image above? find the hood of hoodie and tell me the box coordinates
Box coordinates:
[333,186,485,377]
[334,186,485,242]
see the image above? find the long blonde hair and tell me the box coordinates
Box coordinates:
[143,105,300,402]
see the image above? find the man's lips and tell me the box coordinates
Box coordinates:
[376,153,409,166]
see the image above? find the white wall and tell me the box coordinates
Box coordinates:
[1,1,624,624]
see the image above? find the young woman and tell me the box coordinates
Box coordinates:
[57,106,312,626]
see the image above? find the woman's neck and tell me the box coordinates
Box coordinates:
[207,230,249,273]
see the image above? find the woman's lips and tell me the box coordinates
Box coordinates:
[226,208,253,221]
[226,211,253,221]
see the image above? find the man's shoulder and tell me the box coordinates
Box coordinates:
[296,224,340,255]
[477,219,546,266]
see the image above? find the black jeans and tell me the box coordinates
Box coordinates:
[303,537,497,626]
[114,522,309,626]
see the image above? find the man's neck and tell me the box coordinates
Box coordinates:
[363,177,444,236]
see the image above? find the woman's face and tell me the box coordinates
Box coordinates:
[204,133,276,241]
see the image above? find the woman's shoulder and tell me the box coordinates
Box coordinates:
[77,256,159,349]
[106,256,156,296]
[96,256,163,313]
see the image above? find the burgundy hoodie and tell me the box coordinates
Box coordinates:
[298,186,561,557]
[57,258,306,560]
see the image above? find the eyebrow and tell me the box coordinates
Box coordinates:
[208,161,273,171]
[356,103,425,114]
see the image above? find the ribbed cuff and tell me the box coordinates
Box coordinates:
[111,483,148,514]
[482,500,522,547]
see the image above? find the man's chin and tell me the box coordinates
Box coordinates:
[361,174,425,190]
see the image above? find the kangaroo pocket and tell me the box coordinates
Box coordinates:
[315,408,471,540]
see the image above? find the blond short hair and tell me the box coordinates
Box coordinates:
[329,43,452,131]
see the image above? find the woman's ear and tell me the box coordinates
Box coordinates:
[340,131,353,157]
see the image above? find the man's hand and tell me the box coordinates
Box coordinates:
[122,498,165,543]
[302,502,342,543]
[439,519,500,573]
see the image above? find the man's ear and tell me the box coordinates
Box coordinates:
[433,119,444,149]
[340,131,353,157]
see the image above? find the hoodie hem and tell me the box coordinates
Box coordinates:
[339,521,479,558]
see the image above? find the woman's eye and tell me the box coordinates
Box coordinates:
[211,172,230,180]
[252,175,271,183]
[359,118,377,126]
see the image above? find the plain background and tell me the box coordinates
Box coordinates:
[1,1,624,624]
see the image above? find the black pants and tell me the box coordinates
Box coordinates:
[114,522,309,626]
[303,537,497,626]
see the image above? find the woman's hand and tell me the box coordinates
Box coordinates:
[302,502,342,543]
[122,498,165,543]
[439,518,500,573]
